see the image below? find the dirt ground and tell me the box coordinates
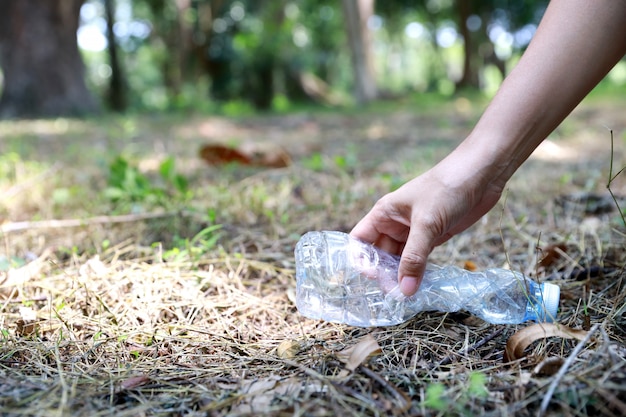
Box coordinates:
[1,95,625,416]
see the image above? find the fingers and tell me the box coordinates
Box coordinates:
[350,195,411,257]
[351,185,444,297]
[351,219,406,256]
[397,216,440,296]
[350,216,381,246]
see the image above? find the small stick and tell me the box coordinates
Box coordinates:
[437,327,505,367]
[538,323,600,417]
[358,365,411,412]
[0,211,183,234]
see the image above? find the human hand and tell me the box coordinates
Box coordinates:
[350,154,506,296]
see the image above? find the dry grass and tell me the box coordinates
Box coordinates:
[1,98,625,416]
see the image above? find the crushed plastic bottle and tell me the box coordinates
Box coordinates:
[294,231,560,327]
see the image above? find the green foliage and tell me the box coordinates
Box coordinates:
[0,152,45,185]
[302,147,360,174]
[220,100,256,117]
[302,152,325,172]
[104,155,190,211]
[422,371,490,414]
[468,371,489,398]
[76,0,626,115]
[379,173,406,192]
[423,382,448,411]
[161,224,223,262]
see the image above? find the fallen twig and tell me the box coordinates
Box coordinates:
[358,365,411,413]
[0,211,185,234]
[437,327,505,367]
[538,323,601,417]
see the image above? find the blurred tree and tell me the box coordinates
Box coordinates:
[0,0,99,118]
[456,0,477,88]
[191,0,230,100]
[104,0,128,111]
[139,0,196,100]
[342,0,378,104]
[457,0,548,89]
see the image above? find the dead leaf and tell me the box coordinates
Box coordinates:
[532,356,564,376]
[336,334,382,371]
[199,144,252,165]
[463,260,478,271]
[199,143,291,168]
[120,374,151,390]
[538,243,567,268]
[251,147,292,168]
[15,319,37,337]
[276,340,301,359]
[504,323,589,362]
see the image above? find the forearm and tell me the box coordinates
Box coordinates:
[451,0,626,188]
[351,0,626,295]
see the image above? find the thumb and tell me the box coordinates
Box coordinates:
[397,226,437,296]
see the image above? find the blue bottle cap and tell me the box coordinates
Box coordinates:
[540,282,560,322]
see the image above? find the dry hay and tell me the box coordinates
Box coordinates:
[1,104,625,416]
[2,187,625,417]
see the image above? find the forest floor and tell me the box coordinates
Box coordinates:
[1,92,625,416]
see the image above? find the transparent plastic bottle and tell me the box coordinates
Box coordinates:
[295,231,560,327]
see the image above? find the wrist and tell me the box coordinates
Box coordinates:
[433,134,511,196]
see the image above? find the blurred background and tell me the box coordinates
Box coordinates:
[6,0,626,118]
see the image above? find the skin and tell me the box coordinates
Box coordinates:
[350,0,626,296]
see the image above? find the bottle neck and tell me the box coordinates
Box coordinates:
[522,281,546,322]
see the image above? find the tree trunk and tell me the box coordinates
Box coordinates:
[341,0,377,104]
[456,0,479,89]
[104,0,127,112]
[0,0,98,118]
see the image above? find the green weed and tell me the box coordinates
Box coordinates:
[422,371,490,415]
[161,224,223,263]
[607,129,626,226]
[104,155,190,212]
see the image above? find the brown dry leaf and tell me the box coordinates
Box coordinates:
[120,374,151,390]
[336,334,382,371]
[533,356,564,376]
[15,306,39,337]
[199,144,253,166]
[538,243,567,268]
[276,339,302,359]
[15,319,38,337]
[504,323,589,362]
[199,143,291,168]
[249,145,292,168]
[463,260,478,271]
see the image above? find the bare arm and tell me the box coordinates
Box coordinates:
[351,0,626,296]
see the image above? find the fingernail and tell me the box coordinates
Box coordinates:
[400,276,420,296]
